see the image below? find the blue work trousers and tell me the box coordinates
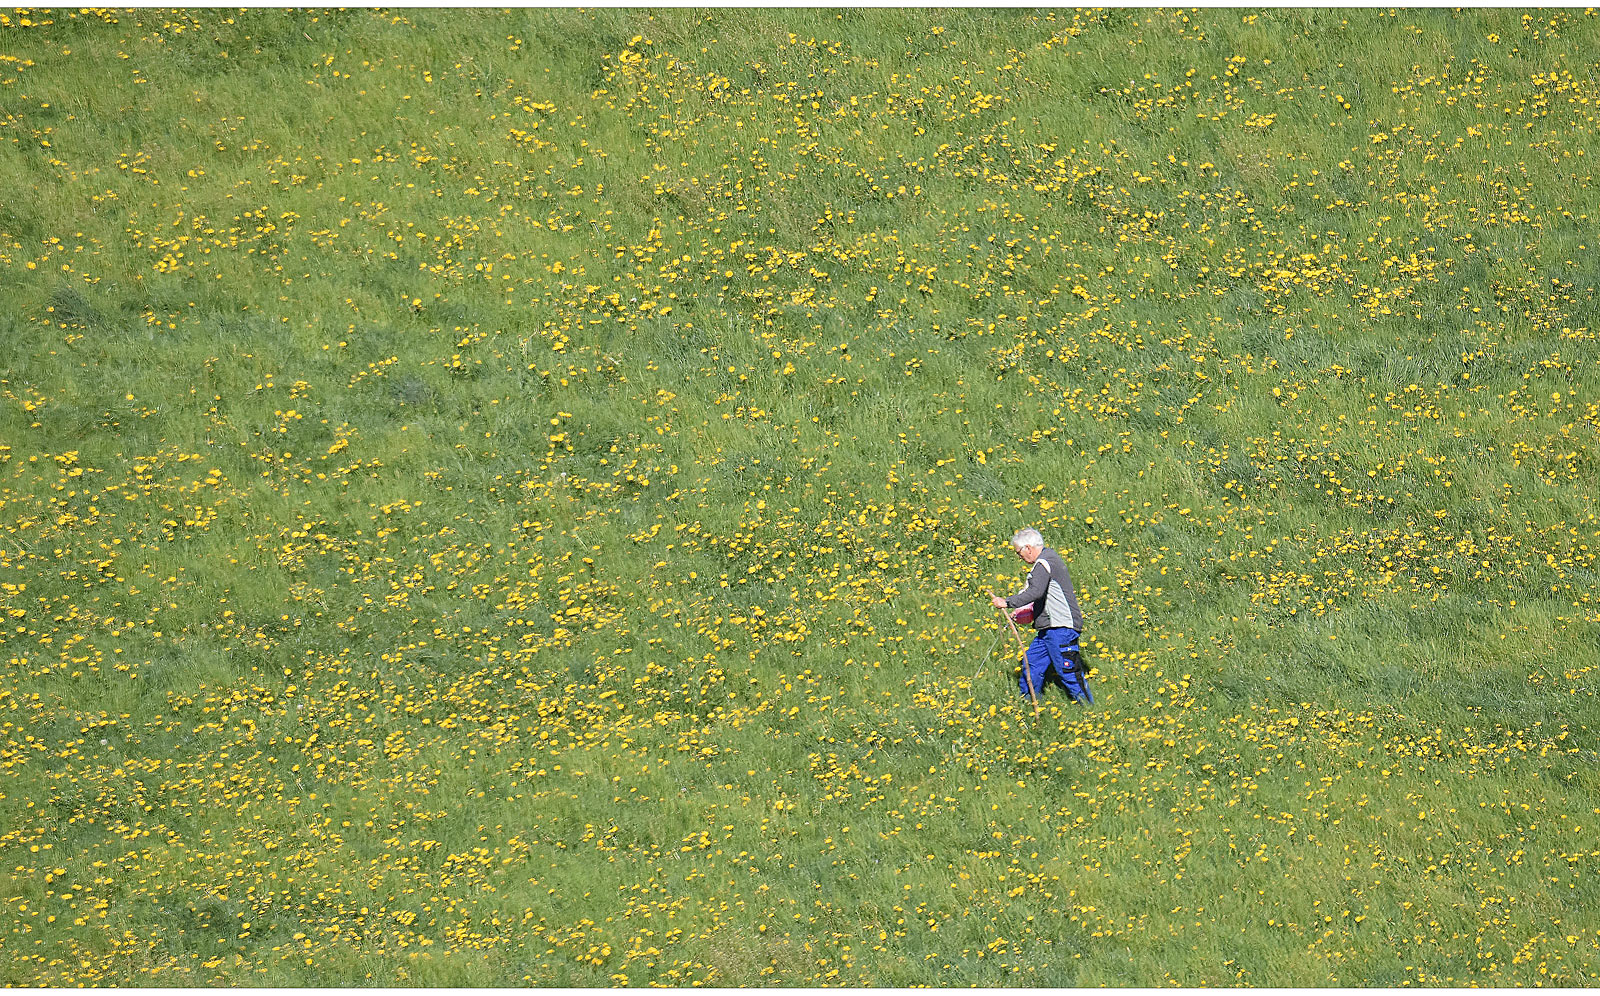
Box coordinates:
[1020,627,1093,704]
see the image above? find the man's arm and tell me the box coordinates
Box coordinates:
[1004,562,1048,609]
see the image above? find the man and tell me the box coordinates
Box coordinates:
[991,527,1093,704]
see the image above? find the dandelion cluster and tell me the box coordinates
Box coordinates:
[1,8,1598,986]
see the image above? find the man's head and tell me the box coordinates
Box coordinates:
[1011,527,1044,564]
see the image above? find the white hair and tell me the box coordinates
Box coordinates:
[1011,527,1043,550]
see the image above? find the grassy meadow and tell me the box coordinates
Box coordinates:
[4,6,1600,985]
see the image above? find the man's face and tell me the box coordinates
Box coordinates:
[1015,544,1042,564]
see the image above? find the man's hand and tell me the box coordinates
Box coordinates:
[991,594,1008,610]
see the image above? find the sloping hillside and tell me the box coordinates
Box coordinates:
[1,8,1597,985]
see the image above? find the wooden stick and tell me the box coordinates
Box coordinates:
[989,590,1039,715]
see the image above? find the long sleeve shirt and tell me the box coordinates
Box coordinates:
[1004,546,1084,631]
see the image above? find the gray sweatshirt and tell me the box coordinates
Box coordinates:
[1004,546,1084,632]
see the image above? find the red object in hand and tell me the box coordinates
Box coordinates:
[1011,606,1034,626]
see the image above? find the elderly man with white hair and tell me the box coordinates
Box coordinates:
[990,527,1093,704]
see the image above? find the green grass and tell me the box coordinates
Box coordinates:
[1,5,1599,986]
